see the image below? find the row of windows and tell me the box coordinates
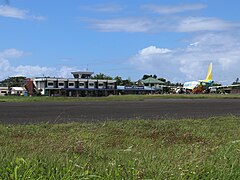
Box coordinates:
[47,82,114,88]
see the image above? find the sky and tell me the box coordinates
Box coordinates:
[0,0,240,84]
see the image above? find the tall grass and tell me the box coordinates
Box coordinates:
[0,94,240,102]
[1,116,240,179]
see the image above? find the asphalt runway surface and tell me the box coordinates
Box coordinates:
[0,99,240,124]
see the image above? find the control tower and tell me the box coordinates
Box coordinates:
[71,71,94,79]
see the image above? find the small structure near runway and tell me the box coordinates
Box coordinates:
[0,87,8,96]
[9,87,27,96]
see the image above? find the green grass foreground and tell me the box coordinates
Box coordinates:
[1,116,240,179]
[1,94,240,102]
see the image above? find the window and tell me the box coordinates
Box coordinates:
[1,91,7,94]
[69,83,74,86]
[98,84,104,88]
[48,82,54,86]
[89,83,94,86]
[58,83,64,86]
[79,83,85,86]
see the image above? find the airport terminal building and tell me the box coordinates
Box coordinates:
[28,71,160,97]
[32,71,117,96]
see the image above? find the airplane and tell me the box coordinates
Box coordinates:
[183,63,214,93]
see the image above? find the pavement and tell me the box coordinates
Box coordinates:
[0,99,240,124]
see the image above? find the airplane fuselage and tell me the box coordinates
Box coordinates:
[183,63,213,93]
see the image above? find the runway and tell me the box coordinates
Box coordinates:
[0,99,240,124]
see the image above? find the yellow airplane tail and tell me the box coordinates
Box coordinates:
[204,63,212,82]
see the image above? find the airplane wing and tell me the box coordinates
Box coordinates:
[183,81,199,90]
[210,84,240,89]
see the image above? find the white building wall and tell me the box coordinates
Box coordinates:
[107,80,115,89]
[58,81,65,88]
[47,81,54,88]
[0,87,8,96]
[79,81,85,88]
[88,82,95,89]
[68,81,75,88]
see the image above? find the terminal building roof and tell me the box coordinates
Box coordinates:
[71,71,94,79]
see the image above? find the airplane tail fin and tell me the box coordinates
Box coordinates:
[204,63,212,82]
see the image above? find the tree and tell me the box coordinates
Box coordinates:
[92,73,113,80]
[0,76,26,87]
[158,77,166,82]
[175,83,183,86]
[114,76,123,85]
[152,74,157,79]
[114,76,134,86]
[122,79,133,86]
[142,74,158,80]
[142,74,152,80]
[232,78,240,85]
[165,81,172,86]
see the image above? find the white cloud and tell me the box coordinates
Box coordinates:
[81,3,238,33]
[80,4,123,13]
[0,58,10,71]
[86,18,155,32]
[84,16,238,33]
[177,17,238,32]
[32,15,45,21]
[129,33,240,84]
[139,46,171,56]
[189,42,200,47]
[0,5,26,19]
[58,66,77,78]
[0,5,45,20]
[13,65,56,77]
[143,3,207,14]
[0,49,77,80]
[11,65,77,78]
[0,48,26,58]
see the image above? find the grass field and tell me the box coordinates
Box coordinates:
[0,94,240,102]
[1,116,240,179]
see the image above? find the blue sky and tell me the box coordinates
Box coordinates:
[0,0,239,84]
